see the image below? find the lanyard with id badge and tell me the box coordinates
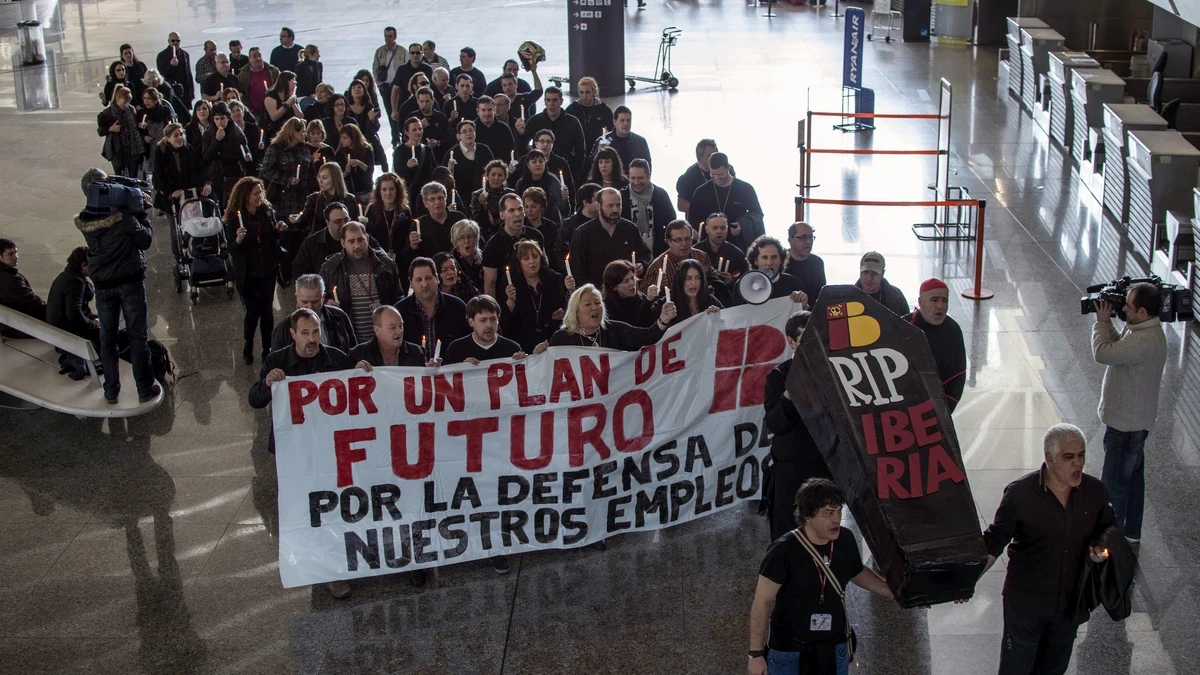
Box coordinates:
[792,529,857,660]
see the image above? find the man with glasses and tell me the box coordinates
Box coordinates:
[156,33,195,106]
[270,27,303,72]
[637,220,712,294]
[374,27,402,140]
[201,53,238,103]
[389,44,434,120]
[785,221,826,303]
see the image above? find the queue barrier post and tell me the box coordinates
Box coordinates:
[960,199,993,301]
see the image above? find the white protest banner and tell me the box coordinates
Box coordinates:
[273,298,796,587]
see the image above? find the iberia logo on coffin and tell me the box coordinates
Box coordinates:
[821,297,965,501]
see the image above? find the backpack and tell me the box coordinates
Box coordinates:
[147,339,176,387]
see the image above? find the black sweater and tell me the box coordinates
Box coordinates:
[548,320,664,351]
[443,334,522,365]
[348,338,427,367]
[908,311,967,412]
[501,270,570,352]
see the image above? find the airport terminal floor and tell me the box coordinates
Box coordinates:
[1,0,1199,673]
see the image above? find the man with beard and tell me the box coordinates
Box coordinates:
[320,221,403,342]
[474,96,515,163]
[620,159,675,257]
[982,424,1115,675]
[565,77,613,149]
[685,152,763,250]
[742,235,808,306]
[784,221,826,303]
[269,273,356,353]
[854,251,909,316]
[482,193,545,298]
[676,139,717,213]
[570,187,651,289]
[394,257,470,350]
[291,202,381,280]
[605,106,652,171]
[444,294,526,365]
[907,278,966,412]
[522,87,586,182]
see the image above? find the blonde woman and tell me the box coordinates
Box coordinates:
[97,85,144,177]
[539,283,674,352]
[288,162,363,236]
[450,218,484,291]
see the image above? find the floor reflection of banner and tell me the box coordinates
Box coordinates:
[273,299,796,588]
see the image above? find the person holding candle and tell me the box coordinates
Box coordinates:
[335,124,375,202]
[350,304,430,370]
[346,78,386,171]
[201,102,251,207]
[319,220,402,342]
[227,40,248,76]
[224,177,285,364]
[538,283,673,352]
[393,257,470,354]
[514,149,567,220]
[101,61,142,107]
[428,166,464,218]
[433,251,478,304]
[184,100,212,150]
[565,76,614,150]
[269,273,356,354]
[474,96,515,163]
[600,259,657,327]
[152,124,210,214]
[482,193,545,299]
[447,120,494,200]
[262,71,303,141]
[228,100,264,169]
[519,187,559,262]
[499,65,543,128]
[470,160,515,238]
[300,120,337,188]
[620,158,674,258]
[155,32,195,107]
[522,129,575,210]
[393,116,435,198]
[289,162,363,238]
[522,86,586,182]
[586,147,628,191]
[97,85,145,178]
[981,423,1116,675]
[137,87,177,178]
[697,212,748,292]
[637,220,712,295]
[651,259,721,327]
[501,240,574,352]
[235,47,279,118]
[569,187,651,289]
[261,118,314,268]
[200,53,239,104]
[363,172,412,257]
[403,182,465,268]
[442,74,479,124]
[450,219,485,292]
[388,44,433,119]
[405,87,448,153]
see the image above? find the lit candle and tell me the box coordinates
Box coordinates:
[718,256,724,272]
[332,285,338,298]
[510,149,514,162]
[237,210,244,229]
[664,283,671,304]
[295,164,301,179]
[520,104,525,119]
[656,267,663,290]
[259,128,264,144]
[421,335,426,352]
[141,114,147,124]
[449,150,454,162]
[565,253,573,278]
[453,99,458,113]
[558,169,564,183]
[601,126,607,136]
[632,251,637,267]
[505,265,512,285]
[433,339,442,361]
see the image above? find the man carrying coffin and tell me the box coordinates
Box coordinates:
[907,278,966,412]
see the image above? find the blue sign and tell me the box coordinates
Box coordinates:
[843,7,865,89]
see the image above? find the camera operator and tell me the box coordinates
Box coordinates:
[75,168,160,404]
[1092,282,1167,545]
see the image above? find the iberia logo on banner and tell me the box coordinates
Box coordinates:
[271,299,795,588]
[825,301,881,351]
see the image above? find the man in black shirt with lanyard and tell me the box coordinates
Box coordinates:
[748,478,893,675]
[983,423,1115,675]
[685,152,764,251]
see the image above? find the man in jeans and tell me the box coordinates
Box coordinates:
[74,169,159,403]
[1092,282,1167,545]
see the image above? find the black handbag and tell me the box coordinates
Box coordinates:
[791,529,858,662]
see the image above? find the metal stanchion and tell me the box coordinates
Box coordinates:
[961,200,994,301]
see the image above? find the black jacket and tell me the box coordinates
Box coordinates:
[153,144,208,211]
[1073,525,1137,623]
[569,217,652,290]
[73,207,153,290]
[620,184,676,257]
[290,227,381,281]
[0,262,46,320]
[605,132,653,172]
[764,359,832,539]
[908,311,967,412]
[524,111,588,179]
[348,338,427,367]
[269,304,356,354]
[201,124,251,192]
[501,269,570,352]
[855,278,910,317]
[249,344,349,410]
[548,320,664,351]
[225,206,281,291]
[320,249,403,309]
[603,291,656,328]
[156,46,195,102]
[46,267,97,337]
[564,101,614,149]
[394,292,470,348]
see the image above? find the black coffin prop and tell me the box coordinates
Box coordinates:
[785,285,986,607]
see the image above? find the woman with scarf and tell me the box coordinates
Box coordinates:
[601,259,656,327]
[502,240,575,352]
[347,79,386,172]
[138,87,177,178]
[184,100,212,149]
[202,102,251,206]
[541,283,673,351]
[228,100,263,170]
[97,85,144,177]
[224,177,284,365]
[450,219,485,292]
[335,124,375,201]
[101,61,141,106]
[260,117,312,230]
[363,172,412,257]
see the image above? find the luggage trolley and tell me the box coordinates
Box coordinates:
[867,0,901,43]
[626,27,681,90]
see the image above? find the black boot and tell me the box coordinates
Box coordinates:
[243,341,254,365]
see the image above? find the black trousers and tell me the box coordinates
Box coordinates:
[998,601,1078,675]
[241,275,276,352]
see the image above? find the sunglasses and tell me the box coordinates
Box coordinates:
[410,51,421,55]
[169,39,181,44]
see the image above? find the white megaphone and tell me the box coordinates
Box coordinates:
[737,269,774,305]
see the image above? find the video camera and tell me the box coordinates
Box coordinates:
[1080,275,1194,323]
[86,175,150,214]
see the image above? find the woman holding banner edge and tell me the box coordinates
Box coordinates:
[537,283,674,352]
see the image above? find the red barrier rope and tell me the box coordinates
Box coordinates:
[807,148,944,156]
[809,111,945,119]
[798,198,979,207]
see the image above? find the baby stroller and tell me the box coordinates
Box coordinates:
[175,196,235,304]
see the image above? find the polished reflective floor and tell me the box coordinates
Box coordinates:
[1,1,1199,673]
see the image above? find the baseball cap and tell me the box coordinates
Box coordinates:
[860,251,885,274]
